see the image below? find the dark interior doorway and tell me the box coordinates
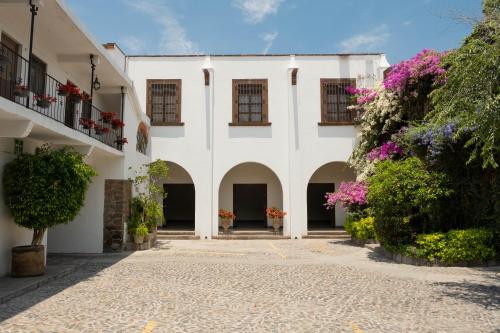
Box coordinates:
[233,184,267,229]
[163,183,195,230]
[307,183,335,230]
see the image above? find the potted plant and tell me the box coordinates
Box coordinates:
[2,145,96,277]
[134,223,149,244]
[266,207,286,234]
[94,124,110,136]
[34,94,56,109]
[14,83,29,98]
[218,209,235,233]
[57,83,72,97]
[68,86,83,103]
[111,118,125,130]
[79,118,95,130]
[100,112,115,123]
[115,137,128,149]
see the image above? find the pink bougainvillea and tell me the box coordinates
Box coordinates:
[345,86,378,105]
[325,181,368,209]
[367,141,403,162]
[383,49,447,93]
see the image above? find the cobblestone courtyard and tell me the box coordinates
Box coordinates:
[0,239,498,333]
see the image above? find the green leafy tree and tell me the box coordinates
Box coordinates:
[429,0,500,168]
[129,159,169,231]
[2,145,97,245]
[367,158,452,245]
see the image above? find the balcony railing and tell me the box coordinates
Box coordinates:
[0,42,123,151]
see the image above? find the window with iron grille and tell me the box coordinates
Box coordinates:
[320,79,356,124]
[232,79,268,125]
[146,79,181,125]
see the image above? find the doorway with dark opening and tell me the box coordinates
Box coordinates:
[307,183,335,230]
[233,184,267,229]
[163,183,195,230]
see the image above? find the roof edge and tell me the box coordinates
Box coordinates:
[127,53,385,58]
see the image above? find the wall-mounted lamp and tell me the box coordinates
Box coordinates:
[93,76,101,91]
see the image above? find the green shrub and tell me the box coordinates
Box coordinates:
[2,145,96,245]
[367,158,451,245]
[414,228,495,263]
[135,223,149,237]
[346,216,376,240]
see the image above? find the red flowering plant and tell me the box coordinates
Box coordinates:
[115,137,128,145]
[325,181,368,213]
[218,209,236,220]
[34,94,57,108]
[111,118,125,129]
[100,112,116,123]
[79,118,95,129]
[14,81,29,97]
[93,124,110,135]
[57,83,73,96]
[265,207,287,219]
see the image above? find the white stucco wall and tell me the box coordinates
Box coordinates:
[127,54,388,239]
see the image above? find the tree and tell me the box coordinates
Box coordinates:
[2,145,96,245]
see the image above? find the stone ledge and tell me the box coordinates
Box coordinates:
[0,264,78,304]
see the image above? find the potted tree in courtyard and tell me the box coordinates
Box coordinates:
[266,207,286,234]
[2,145,96,276]
[218,209,235,234]
[133,223,149,245]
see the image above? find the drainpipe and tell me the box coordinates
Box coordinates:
[90,55,96,99]
[120,86,125,142]
[26,0,38,108]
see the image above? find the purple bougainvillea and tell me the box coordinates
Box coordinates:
[325,181,368,210]
[345,86,378,105]
[367,141,404,162]
[383,49,447,93]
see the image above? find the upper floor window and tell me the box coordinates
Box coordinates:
[146,79,182,125]
[231,79,269,125]
[320,78,356,124]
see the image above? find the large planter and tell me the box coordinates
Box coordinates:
[134,234,145,244]
[11,245,45,277]
[271,218,282,234]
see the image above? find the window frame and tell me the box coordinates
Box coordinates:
[320,78,356,125]
[230,79,270,126]
[146,79,183,126]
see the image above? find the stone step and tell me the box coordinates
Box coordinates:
[307,229,348,235]
[213,234,288,240]
[303,234,351,239]
[157,235,200,240]
[157,230,195,236]
[227,230,279,235]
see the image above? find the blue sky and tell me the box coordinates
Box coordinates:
[66,0,482,63]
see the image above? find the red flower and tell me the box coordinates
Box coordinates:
[218,209,236,220]
[266,207,286,219]
[79,118,95,129]
[111,118,125,128]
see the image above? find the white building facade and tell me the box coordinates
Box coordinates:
[0,0,150,276]
[127,53,389,240]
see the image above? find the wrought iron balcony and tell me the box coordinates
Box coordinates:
[0,42,123,151]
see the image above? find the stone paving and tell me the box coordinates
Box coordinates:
[0,239,498,333]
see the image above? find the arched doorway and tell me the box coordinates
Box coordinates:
[307,162,355,230]
[162,162,195,230]
[218,162,283,230]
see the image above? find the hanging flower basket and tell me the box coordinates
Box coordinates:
[115,137,128,149]
[79,118,95,130]
[34,94,56,109]
[0,54,11,66]
[111,118,125,130]
[100,112,116,123]
[69,93,82,104]
[57,83,72,97]
[14,85,29,98]
[94,124,110,136]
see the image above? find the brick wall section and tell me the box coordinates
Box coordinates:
[103,179,132,251]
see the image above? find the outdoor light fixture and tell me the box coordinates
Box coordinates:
[93,76,101,91]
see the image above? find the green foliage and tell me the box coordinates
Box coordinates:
[2,145,96,245]
[429,0,500,168]
[414,228,496,263]
[367,158,452,245]
[129,159,169,231]
[345,216,376,241]
[134,223,149,237]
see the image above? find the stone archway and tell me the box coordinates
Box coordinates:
[307,162,355,230]
[218,162,283,230]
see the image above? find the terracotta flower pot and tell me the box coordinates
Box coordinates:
[221,219,232,232]
[11,245,45,277]
[272,218,282,234]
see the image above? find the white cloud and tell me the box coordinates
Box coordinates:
[125,0,198,54]
[339,25,390,52]
[403,20,412,27]
[261,31,278,54]
[233,0,283,24]
[120,36,146,54]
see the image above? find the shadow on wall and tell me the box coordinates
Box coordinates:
[228,126,272,138]
[0,252,133,322]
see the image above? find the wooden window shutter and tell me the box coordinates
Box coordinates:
[232,80,238,124]
[146,80,152,119]
[262,79,268,122]
[175,80,182,123]
[320,79,327,123]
